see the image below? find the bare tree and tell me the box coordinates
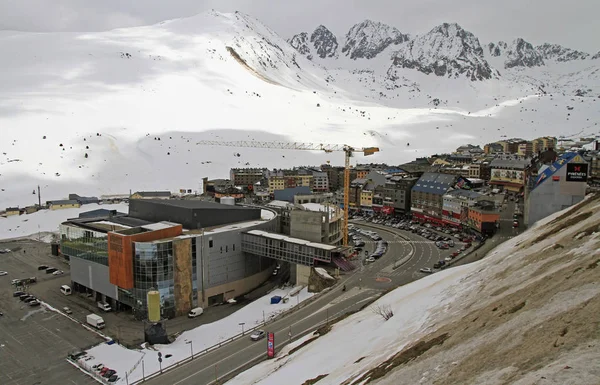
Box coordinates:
[371,304,394,321]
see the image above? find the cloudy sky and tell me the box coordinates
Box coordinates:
[1,0,598,51]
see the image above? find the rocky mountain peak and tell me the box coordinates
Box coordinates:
[288,32,313,60]
[388,22,496,81]
[488,41,507,57]
[310,25,338,59]
[288,25,338,60]
[341,19,410,60]
[505,38,545,69]
[536,43,589,62]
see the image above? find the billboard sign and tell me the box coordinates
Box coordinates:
[267,332,275,358]
[566,163,588,182]
[491,169,524,184]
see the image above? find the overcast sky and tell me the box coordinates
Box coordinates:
[1,0,598,52]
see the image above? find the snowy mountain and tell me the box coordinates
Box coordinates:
[592,51,600,60]
[341,20,410,60]
[536,43,590,62]
[505,38,545,68]
[226,196,600,385]
[288,25,338,60]
[1,10,599,210]
[387,23,496,81]
[487,41,507,57]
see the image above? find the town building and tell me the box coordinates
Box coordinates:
[293,193,334,205]
[4,207,20,216]
[497,138,528,154]
[381,176,418,214]
[202,179,234,197]
[411,173,458,224]
[442,190,486,228]
[60,201,280,318]
[489,157,531,193]
[69,194,99,205]
[517,142,533,157]
[465,201,500,235]
[484,142,504,154]
[532,136,558,154]
[311,171,329,192]
[290,203,343,245]
[273,186,311,202]
[229,168,266,187]
[321,164,345,191]
[525,152,588,226]
[130,191,171,200]
[48,200,81,210]
[267,175,313,194]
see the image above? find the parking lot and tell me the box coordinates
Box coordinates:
[0,240,103,385]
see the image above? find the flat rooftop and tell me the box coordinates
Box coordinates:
[138,199,257,210]
[246,229,338,251]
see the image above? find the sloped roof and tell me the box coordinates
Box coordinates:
[412,173,457,195]
[533,152,585,189]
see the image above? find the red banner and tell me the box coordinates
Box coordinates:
[267,332,275,358]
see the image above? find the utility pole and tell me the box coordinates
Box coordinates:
[37,185,41,207]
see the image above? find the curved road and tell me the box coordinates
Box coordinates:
[142,223,460,385]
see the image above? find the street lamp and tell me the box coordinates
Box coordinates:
[239,322,245,335]
[185,340,194,359]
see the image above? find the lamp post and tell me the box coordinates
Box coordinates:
[239,322,245,335]
[186,340,194,359]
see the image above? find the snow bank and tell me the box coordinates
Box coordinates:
[77,287,314,384]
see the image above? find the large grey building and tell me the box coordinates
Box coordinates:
[60,202,278,319]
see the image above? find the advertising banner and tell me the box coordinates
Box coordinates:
[267,332,275,358]
[566,163,588,182]
[491,169,524,184]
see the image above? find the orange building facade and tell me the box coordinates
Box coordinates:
[107,224,183,289]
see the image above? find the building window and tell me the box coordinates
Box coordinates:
[209,239,213,248]
[220,246,223,253]
[226,245,228,252]
[233,244,236,251]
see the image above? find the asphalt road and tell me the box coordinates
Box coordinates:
[144,222,462,385]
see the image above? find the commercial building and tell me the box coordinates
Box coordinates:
[411,173,458,224]
[489,157,531,193]
[48,200,81,210]
[293,193,334,205]
[60,200,279,319]
[525,152,588,226]
[290,203,343,245]
[273,186,311,202]
[385,176,418,214]
[267,175,313,194]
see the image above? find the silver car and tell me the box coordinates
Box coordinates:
[250,330,266,341]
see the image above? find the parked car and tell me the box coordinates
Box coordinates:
[419,267,433,274]
[29,300,41,307]
[0,271,7,276]
[250,330,266,341]
[63,307,73,315]
[13,291,25,297]
[37,265,48,270]
[52,270,64,276]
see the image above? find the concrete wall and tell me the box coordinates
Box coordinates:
[173,238,193,317]
[196,217,278,306]
[70,256,118,300]
[295,264,311,286]
[527,165,587,226]
[290,210,325,243]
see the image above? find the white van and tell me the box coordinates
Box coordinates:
[60,285,72,295]
[188,307,204,318]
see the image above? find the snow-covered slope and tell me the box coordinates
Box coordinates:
[1,11,600,210]
[226,195,600,385]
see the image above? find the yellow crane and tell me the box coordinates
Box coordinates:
[196,140,379,247]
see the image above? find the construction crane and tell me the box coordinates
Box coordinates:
[197,140,380,247]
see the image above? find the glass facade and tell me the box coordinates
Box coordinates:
[59,224,109,265]
[133,241,175,318]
